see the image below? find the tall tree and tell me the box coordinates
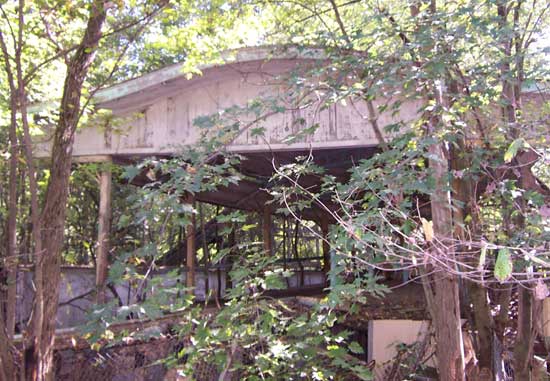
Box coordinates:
[27,3,107,379]
[0,0,168,378]
[0,3,19,340]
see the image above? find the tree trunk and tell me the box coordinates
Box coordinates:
[450,143,494,379]
[0,320,17,381]
[422,272,465,380]
[10,2,47,378]
[514,287,534,380]
[493,284,512,342]
[496,1,537,376]
[0,12,25,380]
[404,3,465,375]
[423,142,465,381]
[466,282,494,378]
[0,24,20,340]
[5,91,18,340]
[28,3,107,380]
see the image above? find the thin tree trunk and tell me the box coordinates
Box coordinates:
[282,218,287,270]
[0,320,17,381]
[422,44,465,376]
[450,143,494,379]
[379,1,466,376]
[467,282,494,378]
[7,2,45,378]
[497,1,537,376]
[28,3,107,380]
[0,10,25,380]
[514,287,534,379]
[422,140,465,381]
[494,284,512,342]
[18,166,30,265]
[0,21,20,340]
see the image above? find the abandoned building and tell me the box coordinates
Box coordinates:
[22,45,544,380]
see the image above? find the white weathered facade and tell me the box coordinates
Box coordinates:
[35,46,419,159]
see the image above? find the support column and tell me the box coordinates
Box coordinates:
[320,216,331,274]
[226,223,236,290]
[542,298,550,351]
[199,203,210,301]
[96,163,112,303]
[262,208,273,256]
[186,196,196,291]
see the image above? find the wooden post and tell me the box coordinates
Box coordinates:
[282,217,287,270]
[226,223,236,290]
[215,206,222,300]
[292,220,304,287]
[262,208,273,256]
[96,164,112,303]
[186,196,196,291]
[542,298,550,350]
[320,216,330,274]
[199,203,210,302]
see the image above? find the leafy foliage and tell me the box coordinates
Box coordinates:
[2,0,550,379]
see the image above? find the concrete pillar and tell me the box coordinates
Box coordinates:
[96,163,112,303]
[262,208,273,256]
[186,196,196,291]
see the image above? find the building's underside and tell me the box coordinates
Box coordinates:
[125,146,379,222]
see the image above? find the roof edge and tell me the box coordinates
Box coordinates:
[93,45,326,106]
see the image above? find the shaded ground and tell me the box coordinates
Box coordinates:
[42,279,429,380]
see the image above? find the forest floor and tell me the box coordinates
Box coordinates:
[37,278,431,380]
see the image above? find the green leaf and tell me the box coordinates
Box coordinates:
[123,165,140,180]
[494,248,512,282]
[250,127,266,137]
[348,341,364,354]
[108,261,126,283]
[504,138,525,163]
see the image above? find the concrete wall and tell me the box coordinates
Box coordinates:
[368,320,435,380]
[16,266,325,329]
